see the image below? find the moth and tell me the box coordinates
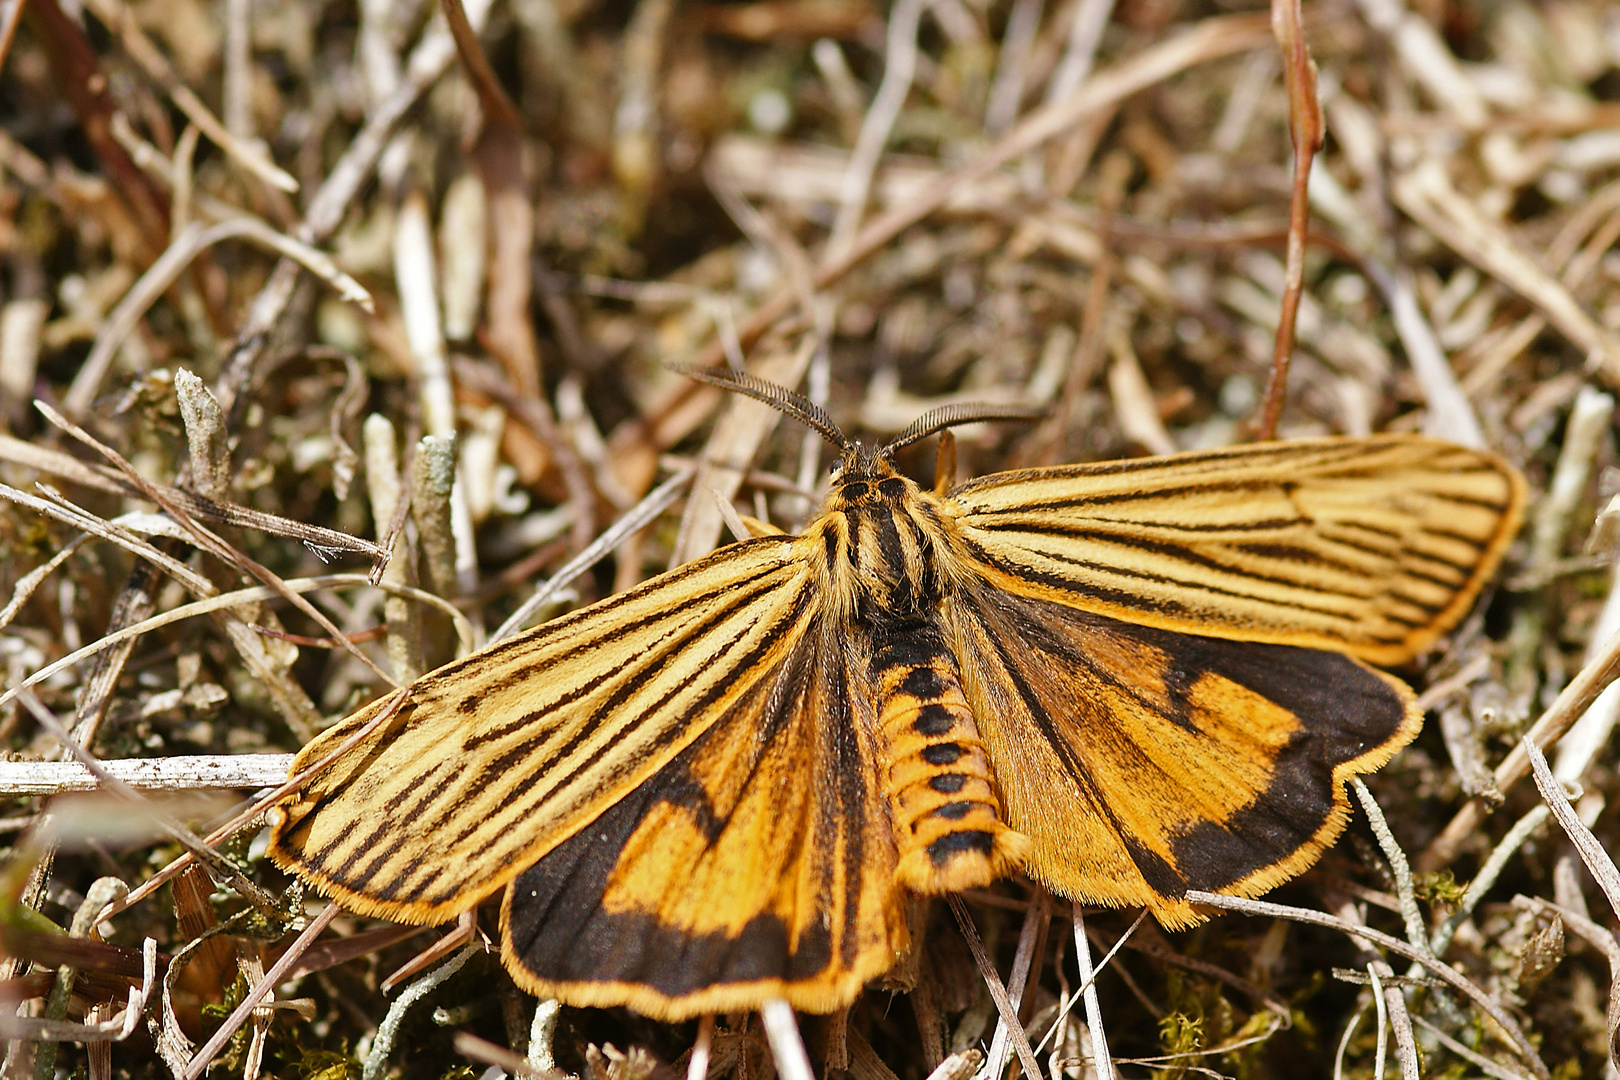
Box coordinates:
[269,370,1524,1020]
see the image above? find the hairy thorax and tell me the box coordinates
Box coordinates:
[813,451,959,626]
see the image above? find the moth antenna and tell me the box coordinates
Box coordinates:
[885,401,1049,455]
[671,363,853,452]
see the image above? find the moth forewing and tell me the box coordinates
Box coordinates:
[947,435,1524,665]
[269,535,822,924]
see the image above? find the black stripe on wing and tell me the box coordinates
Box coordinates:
[499,623,905,1018]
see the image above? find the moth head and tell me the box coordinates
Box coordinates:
[829,443,899,484]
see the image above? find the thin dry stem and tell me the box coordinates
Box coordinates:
[180,904,342,1080]
[1422,616,1620,871]
[946,896,1045,1080]
[1186,891,1549,1078]
[1254,0,1323,441]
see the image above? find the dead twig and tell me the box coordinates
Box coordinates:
[1185,890,1550,1078]
[1253,0,1323,440]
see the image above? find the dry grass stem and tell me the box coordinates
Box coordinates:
[492,465,694,641]
[0,754,291,796]
[1423,616,1620,870]
[77,0,296,194]
[1527,740,1620,926]
[979,888,1049,1078]
[178,904,341,1080]
[760,998,817,1080]
[0,938,155,1043]
[1187,891,1550,1078]
[1350,779,1433,981]
[1410,1014,1541,1080]
[1070,905,1116,1080]
[946,897,1043,1080]
[362,943,481,1080]
[1253,0,1322,441]
[14,689,279,916]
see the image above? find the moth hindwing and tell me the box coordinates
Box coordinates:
[269,414,1523,1020]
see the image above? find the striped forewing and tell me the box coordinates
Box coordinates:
[947,436,1525,665]
[270,535,821,923]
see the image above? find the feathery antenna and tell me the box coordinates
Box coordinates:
[675,365,1044,456]
[671,364,853,452]
[885,402,1049,454]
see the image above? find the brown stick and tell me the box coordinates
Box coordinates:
[1254,0,1324,440]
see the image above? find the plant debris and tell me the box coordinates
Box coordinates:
[2,0,1620,1076]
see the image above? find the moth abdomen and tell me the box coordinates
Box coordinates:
[870,629,1030,893]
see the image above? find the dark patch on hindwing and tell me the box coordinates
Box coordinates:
[501,624,879,1004]
[971,589,1413,898]
[1163,642,1406,889]
[503,742,834,998]
[1080,613,1408,890]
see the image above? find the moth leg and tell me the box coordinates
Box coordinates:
[933,430,957,494]
[739,514,786,537]
[870,623,1030,893]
